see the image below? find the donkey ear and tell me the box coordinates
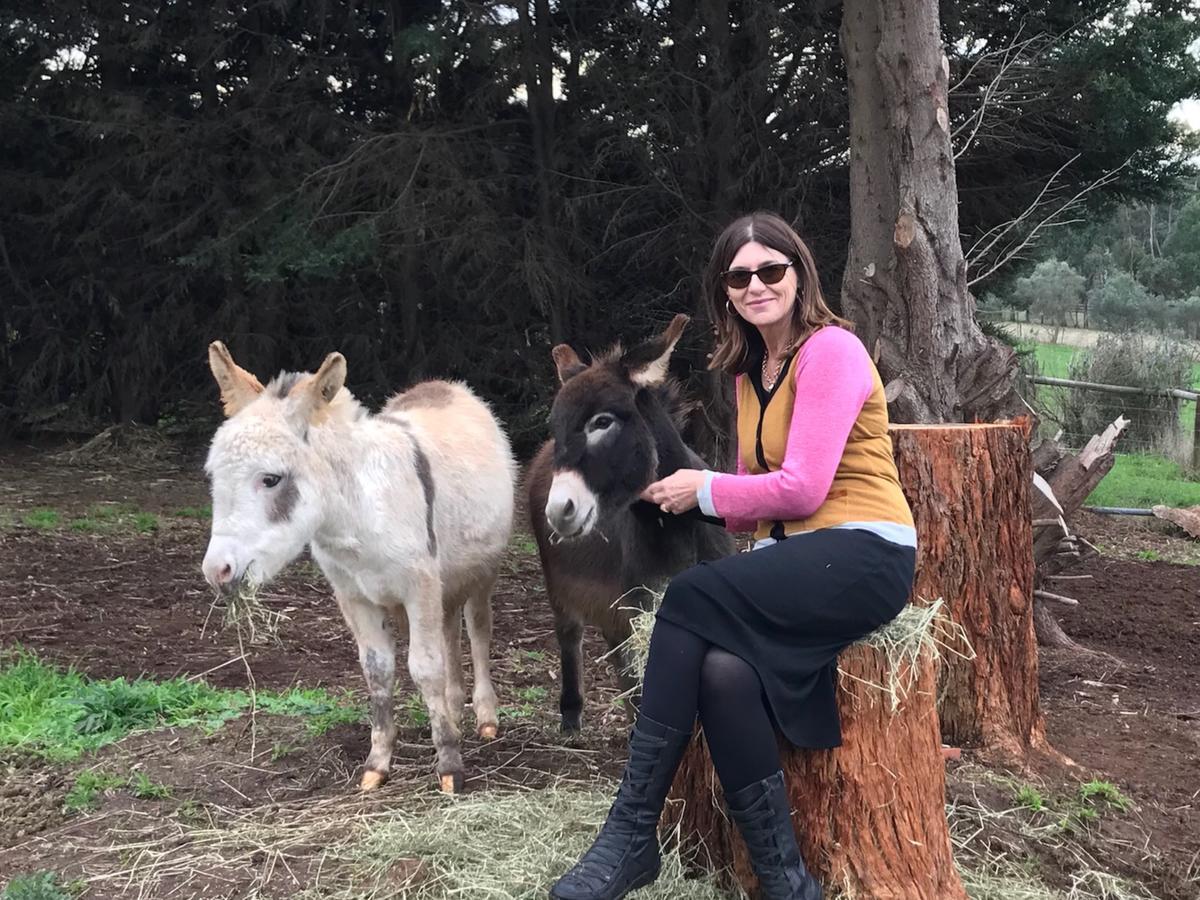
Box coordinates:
[294,352,347,422]
[208,341,264,417]
[551,344,588,384]
[623,314,689,387]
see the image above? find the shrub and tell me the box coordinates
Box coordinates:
[1056,333,1196,454]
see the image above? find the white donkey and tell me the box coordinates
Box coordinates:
[201,342,515,793]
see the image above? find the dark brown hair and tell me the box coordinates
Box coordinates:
[704,211,850,374]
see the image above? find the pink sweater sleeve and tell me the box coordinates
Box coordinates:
[710,327,874,524]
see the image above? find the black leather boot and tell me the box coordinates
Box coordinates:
[549,715,691,900]
[725,771,824,900]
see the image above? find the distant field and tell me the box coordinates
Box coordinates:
[1020,342,1200,508]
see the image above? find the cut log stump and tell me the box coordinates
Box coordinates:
[664,625,964,900]
[891,422,1051,765]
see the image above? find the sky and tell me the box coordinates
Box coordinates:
[1170,98,1200,133]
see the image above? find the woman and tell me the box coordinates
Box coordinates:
[548,212,916,900]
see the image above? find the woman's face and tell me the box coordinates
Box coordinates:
[724,241,798,337]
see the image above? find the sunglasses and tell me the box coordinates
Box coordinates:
[720,261,793,291]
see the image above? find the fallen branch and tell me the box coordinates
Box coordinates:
[1034,589,1079,607]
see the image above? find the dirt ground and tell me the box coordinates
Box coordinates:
[0,444,1198,898]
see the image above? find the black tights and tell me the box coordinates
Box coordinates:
[638,617,781,793]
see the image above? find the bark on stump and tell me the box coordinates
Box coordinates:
[890,423,1049,763]
[664,637,963,900]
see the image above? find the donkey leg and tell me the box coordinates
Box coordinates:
[405,583,465,793]
[554,609,586,732]
[464,576,499,740]
[442,598,467,732]
[336,591,396,792]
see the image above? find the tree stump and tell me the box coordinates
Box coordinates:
[891,422,1050,764]
[664,633,964,900]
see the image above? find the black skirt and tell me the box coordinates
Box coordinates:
[654,527,916,749]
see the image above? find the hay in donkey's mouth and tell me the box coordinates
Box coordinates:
[213,575,287,645]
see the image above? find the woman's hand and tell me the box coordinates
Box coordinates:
[641,469,706,515]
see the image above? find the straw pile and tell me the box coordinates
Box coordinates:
[613,588,969,711]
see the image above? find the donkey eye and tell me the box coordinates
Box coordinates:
[587,414,616,432]
[261,473,282,489]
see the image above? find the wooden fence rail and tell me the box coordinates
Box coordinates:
[1027,375,1199,468]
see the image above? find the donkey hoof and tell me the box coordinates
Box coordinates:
[360,769,388,792]
[478,723,498,740]
[439,771,464,794]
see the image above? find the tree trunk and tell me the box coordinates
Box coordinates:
[516,0,565,345]
[891,423,1054,764]
[665,632,965,899]
[839,0,1022,424]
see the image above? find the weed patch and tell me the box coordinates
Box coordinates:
[64,770,123,810]
[0,650,360,760]
[20,509,59,529]
[1,871,80,900]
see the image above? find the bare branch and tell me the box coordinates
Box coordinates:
[966,155,1132,286]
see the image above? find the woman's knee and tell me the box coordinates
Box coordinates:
[699,648,762,704]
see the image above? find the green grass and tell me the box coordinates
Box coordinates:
[402,693,430,727]
[1078,779,1130,811]
[173,505,212,520]
[66,504,159,534]
[1085,453,1200,508]
[1015,785,1045,812]
[63,770,123,810]
[1026,341,1080,379]
[1,871,80,900]
[128,771,172,800]
[21,509,60,529]
[0,650,362,761]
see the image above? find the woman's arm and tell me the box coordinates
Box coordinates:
[707,327,874,523]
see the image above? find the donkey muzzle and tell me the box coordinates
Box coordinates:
[545,470,598,539]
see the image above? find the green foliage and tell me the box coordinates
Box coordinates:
[1058,333,1196,451]
[1010,259,1085,324]
[1163,195,1200,291]
[1015,785,1045,812]
[173,506,212,520]
[0,650,362,760]
[1078,780,1130,811]
[1088,273,1157,331]
[1,872,79,900]
[1,1,1197,451]
[64,770,123,810]
[128,771,172,800]
[402,693,430,727]
[21,509,59,529]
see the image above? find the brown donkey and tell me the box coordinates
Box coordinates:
[526,315,735,731]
